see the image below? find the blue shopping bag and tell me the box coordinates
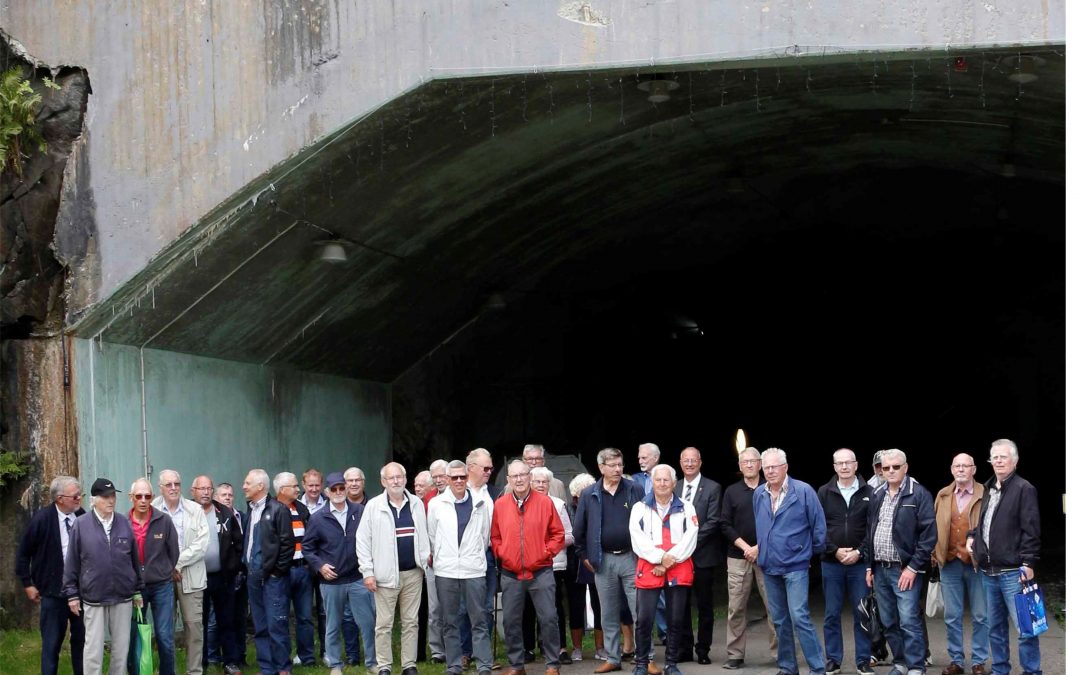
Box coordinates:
[1013,574,1049,637]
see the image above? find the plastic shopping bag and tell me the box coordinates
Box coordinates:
[926,565,944,617]
[1014,574,1049,637]
[133,605,154,675]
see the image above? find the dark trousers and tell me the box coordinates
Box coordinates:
[40,594,85,675]
[523,570,568,653]
[680,565,716,658]
[417,574,429,662]
[204,571,241,667]
[287,564,316,665]
[637,586,689,667]
[249,570,292,673]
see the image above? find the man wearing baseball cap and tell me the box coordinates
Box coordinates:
[63,478,144,675]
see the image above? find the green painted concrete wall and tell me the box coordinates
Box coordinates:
[73,339,390,494]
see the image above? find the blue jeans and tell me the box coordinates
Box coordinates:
[40,594,84,675]
[287,565,316,664]
[983,571,1041,675]
[764,569,825,674]
[128,580,176,675]
[821,560,871,666]
[323,579,377,669]
[940,560,989,666]
[249,570,292,674]
[873,563,925,671]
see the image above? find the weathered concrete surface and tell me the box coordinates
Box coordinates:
[0,0,1065,317]
[0,336,79,627]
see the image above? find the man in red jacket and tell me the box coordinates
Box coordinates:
[492,459,565,675]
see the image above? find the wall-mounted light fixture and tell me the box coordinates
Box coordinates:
[1003,54,1045,84]
[315,239,348,263]
[637,76,679,103]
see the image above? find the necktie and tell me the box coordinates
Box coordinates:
[64,516,72,533]
[684,484,692,501]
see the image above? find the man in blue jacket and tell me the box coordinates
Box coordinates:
[861,449,936,675]
[753,448,827,675]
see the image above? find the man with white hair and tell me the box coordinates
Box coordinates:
[968,439,1042,675]
[63,478,144,675]
[633,444,662,497]
[153,469,210,675]
[459,448,500,669]
[526,465,576,664]
[274,471,315,666]
[861,449,936,675]
[127,477,180,675]
[753,448,827,675]
[16,475,86,675]
[523,445,568,502]
[424,458,451,663]
[357,462,430,675]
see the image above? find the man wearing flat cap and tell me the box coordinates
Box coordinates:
[63,478,144,675]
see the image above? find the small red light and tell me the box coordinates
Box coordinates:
[954,57,968,73]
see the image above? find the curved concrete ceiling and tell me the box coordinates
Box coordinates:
[72,47,1065,382]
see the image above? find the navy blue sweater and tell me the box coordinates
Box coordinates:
[302,501,365,584]
[16,504,86,597]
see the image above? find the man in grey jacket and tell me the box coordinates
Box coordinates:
[63,478,144,675]
[357,462,430,675]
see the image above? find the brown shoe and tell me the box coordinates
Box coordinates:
[506,670,526,675]
[593,663,622,674]
[545,668,560,675]
[971,665,987,675]
[941,665,965,675]
[647,663,662,675]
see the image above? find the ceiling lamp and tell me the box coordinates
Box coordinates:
[637,77,679,103]
[1004,54,1045,84]
[315,239,347,263]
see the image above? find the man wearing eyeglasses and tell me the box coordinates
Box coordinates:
[719,448,777,670]
[357,462,430,675]
[429,460,495,675]
[967,439,1042,675]
[523,444,568,502]
[273,471,316,666]
[153,470,210,675]
[127,477,180,675]
[341,466,375,668]
[16,476,86,675]
[753,448,827,675]
[302,472,371,675]
[817,449,874,675]
[861,449,936,675]
[191,475,244,675]
[492,459,566,675]
[573,447,649,675]
[424,458,451,665]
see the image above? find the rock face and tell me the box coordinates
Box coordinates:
[0,35,89,629]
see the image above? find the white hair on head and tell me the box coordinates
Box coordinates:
[762,447,787,465]
[639,443,660,458]
[990,438,1019,461]
[568,472,596,498]
[273,472,296,493]
[650,464,676,482]
[880,448,907,465]
[530,466,554,482]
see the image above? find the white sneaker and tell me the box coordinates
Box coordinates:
[330,668,344,675]
[294,655,302,665]
[572,649,583,662]
[595,649,609,661]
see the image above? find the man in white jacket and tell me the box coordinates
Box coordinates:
[429,460,494,675]
[356,462,430,675]
[153,469,209,675]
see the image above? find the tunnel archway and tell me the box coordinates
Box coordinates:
[72,48,1064,529]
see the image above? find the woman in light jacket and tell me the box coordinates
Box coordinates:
[629,464,698,675]
[531,466,576,663]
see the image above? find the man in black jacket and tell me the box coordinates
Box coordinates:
[242,468,296,675]
[817,449,874,675]
[967,439,1042,675]
[674,447,723,665]
[193,475,245,674]
[274,471,316,666]
[15,475,86,675]
[861,450,936,675]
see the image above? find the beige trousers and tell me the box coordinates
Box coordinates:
[176,584,204,675]
[83,601,132,675]
[725,557,778,660]
[373,568,425,671]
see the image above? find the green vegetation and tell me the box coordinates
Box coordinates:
[0,67,60,176]
[0,449,31,487]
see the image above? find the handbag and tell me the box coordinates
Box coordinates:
[857,587,884,645]
[132,605,154,675]
[926,564,944,617]
[1014,574,1049,637]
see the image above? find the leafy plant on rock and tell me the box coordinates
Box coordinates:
[0,66,59,176]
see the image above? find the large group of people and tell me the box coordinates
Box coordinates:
[15,439,1043,675]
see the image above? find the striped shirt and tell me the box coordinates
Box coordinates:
[288,504,305,560]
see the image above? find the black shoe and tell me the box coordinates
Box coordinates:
[402,667,419,675]
[560,651,573,665]
[722,659,744,670]
[379,669,391,675]
[622,652,635,662]
[224,666,242,675]
[524,651,537,663]
[825,660,841,675]
[696,655,711,665]
[433,655,447,664]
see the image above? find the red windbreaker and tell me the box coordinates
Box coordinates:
[491,491,565,580]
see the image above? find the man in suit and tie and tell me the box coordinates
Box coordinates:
[674,447,723,665]
[16,475,87,675]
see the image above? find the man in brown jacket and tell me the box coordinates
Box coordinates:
[932,453,988,675]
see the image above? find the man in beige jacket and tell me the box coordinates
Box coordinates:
[932,454,987,675]
[153,469,210,675]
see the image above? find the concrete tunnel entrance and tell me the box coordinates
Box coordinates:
[69,49,1064,533]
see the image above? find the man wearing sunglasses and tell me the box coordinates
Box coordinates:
[16,476,86,675]
[458,448,501,670]
[192,475,244,674]
[861,449,936,675]
[127,478,180,675]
